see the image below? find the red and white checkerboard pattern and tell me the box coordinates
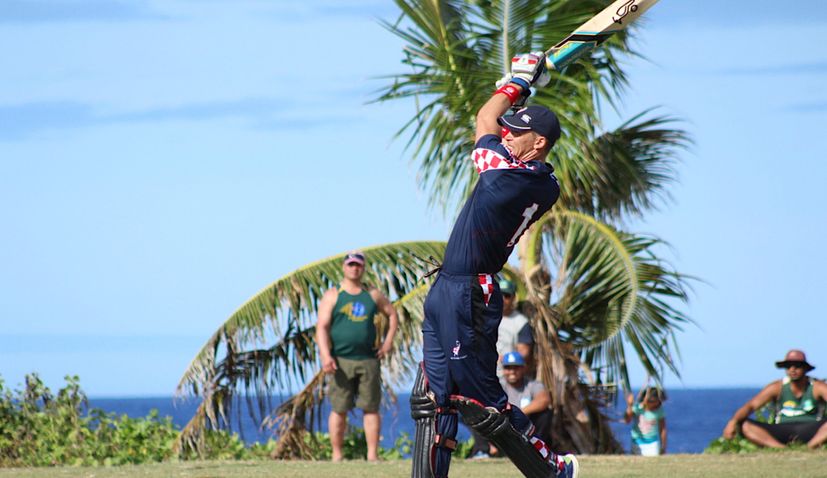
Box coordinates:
[529,436,553,462]
[472,148,532,174]
[478,273,494,306]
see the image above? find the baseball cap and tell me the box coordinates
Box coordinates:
[343,250,365,265]
[503,351,525,367]
[499,279,516,295]
[775,349,815,372]
[498,105,561,146]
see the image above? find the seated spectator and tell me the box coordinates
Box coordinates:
[624,387,667,456]
[468,352,551,459]
[495,279,535,374]
[723,349,827,449]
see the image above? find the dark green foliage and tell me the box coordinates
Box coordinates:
[454,436,476,458]
[0,374,416,466]
[0,374,177,466]
[704,436,761,454]
[705,436,825,454]
[293,429,413,461]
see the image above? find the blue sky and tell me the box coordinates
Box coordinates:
[1,0,825,397]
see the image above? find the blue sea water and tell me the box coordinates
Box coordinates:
[90,388,759,454]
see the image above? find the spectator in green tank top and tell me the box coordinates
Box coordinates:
[723,349,827,449]
[316,251,399,462]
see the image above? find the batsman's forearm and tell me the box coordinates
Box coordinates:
[476,86,525,138]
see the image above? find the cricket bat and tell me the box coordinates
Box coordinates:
[545,0,660,70]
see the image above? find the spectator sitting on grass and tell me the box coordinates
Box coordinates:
[723,349,827,449]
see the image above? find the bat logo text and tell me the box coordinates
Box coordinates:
[612,0,639,24]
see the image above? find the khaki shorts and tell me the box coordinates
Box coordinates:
[329,357,382,413]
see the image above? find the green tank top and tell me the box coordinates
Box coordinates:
[777,380,821,424]
[329,287,378,359]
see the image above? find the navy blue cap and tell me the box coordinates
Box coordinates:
[498,105,561,146]
[503,351,525,367]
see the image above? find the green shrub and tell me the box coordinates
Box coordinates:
[0,373,425,466]
[0,374,177,466]
[704,436,761,454]
[294,428,411,460]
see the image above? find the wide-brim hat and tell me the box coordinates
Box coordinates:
[775,349,815,372]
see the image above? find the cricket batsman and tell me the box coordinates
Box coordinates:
[410,51,578,478]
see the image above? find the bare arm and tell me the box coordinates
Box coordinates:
[475,86,525,143]
[722,381,781,438]
[516,342,532,361]
[371,289,398,360]
[624,393,635,424]
[521,387,551,415]
[659,417,667,454]
[812,379,827,402]
[315,288,338,374]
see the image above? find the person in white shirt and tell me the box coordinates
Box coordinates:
[495,279,535,373]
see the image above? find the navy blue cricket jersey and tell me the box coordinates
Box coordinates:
[441,134,560,274]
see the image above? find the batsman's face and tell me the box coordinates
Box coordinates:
[503,129,546,161]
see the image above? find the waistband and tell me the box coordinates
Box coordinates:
[438,270,496,280]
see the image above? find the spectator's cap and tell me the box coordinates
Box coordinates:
[498,105,561,146]
[499,279,516,295]
[775,349,815,372]
[502,351,525,367]
[343,250,366,266]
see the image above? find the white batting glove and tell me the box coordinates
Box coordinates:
[495,73,513,89]
[511,51,550,88]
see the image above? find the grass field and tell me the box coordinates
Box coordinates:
[2,453,826,478]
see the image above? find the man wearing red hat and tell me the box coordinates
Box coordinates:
[723,349,827,449]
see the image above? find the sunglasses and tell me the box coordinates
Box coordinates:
[345,262,363,267]
[785,362,807,369]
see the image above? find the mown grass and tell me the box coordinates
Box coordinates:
[2,452,827,478]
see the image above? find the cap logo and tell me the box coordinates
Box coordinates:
[521,113,532,123]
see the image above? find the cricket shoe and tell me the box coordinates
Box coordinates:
[553,453,579,478]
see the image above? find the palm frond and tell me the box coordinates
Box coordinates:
[525,208,693,390]
[376,0,646,214]
[177,241,445,397]
[174,241,445,454]
[555,110,691,219]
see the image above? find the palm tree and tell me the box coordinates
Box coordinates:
[176,0,693,456]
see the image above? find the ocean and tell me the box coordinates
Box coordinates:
[89,388,759,454]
